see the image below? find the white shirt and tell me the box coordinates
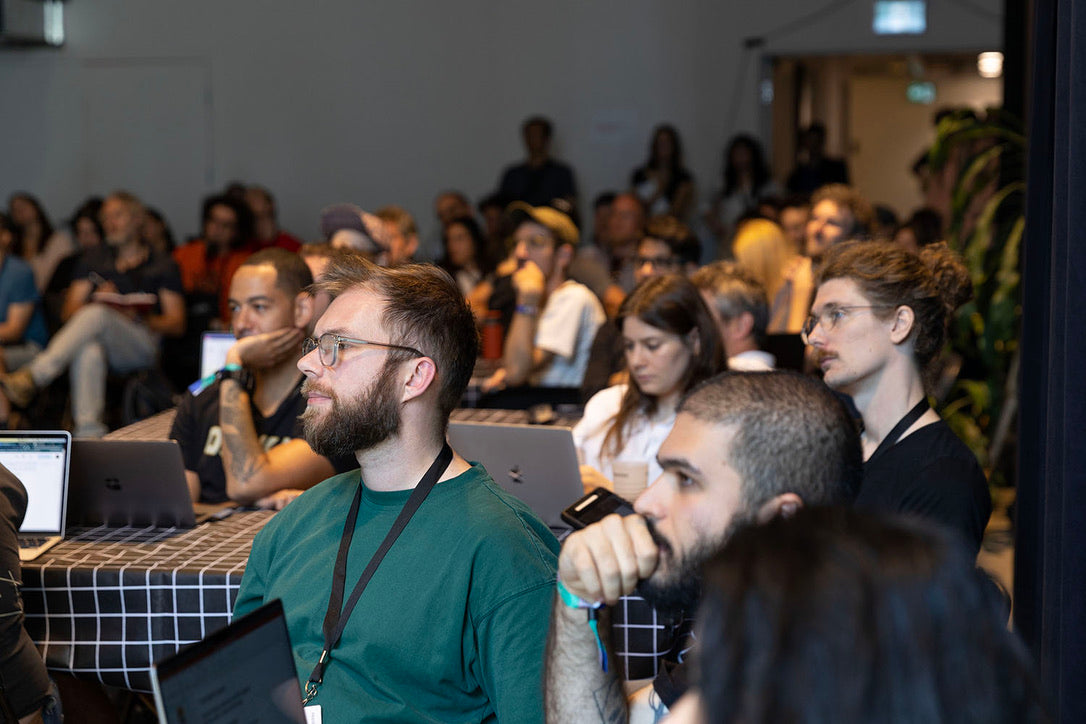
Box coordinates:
[533,280,606,387]
[728,349,776,371]
[573,384,675,486]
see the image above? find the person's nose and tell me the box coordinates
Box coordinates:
[633,472,670,519]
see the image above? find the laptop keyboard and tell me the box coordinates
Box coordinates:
[20,536,50,548]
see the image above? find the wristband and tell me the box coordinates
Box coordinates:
[514,303,539,316]
[557,579,608,672]
[217,364,255,394]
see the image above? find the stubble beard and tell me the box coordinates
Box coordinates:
[301,360,403,458]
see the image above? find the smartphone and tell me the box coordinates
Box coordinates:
[561,487,637,530]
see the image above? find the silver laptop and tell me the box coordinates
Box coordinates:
[200,331,236,380]
[447,421,583,529]
[0,431,72,561]
[151,599,305,724]
[68,439,197,528]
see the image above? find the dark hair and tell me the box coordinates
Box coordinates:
[0,212,21,256]
[239,247,313,297]
[477,192,506,214]
[7,192,54,242]
[723,134,772,198]
[779,193,811,212]
[679,371,862,508]
[816,240,972,373]
[897,207,944,249]
[602,275,723,460]
[69,198,104,240]
[143,207,176,252]
[690,261,770,346]
[200,193,253,247]
[694,507,1047,723]
[522,115,553,140]
[593,192,617,211]
[643,215,700,267]
[314,257,478,425]
[438,216,495,278]
[644,124,687,200]
[246,185,277,216]
[810,184,875,240]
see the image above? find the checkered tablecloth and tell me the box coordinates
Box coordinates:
[20,510,274,692]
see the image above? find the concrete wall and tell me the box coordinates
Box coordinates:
[0,0,1003,255]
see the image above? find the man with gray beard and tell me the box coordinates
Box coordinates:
[233,257,560,723]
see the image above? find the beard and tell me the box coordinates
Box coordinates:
[635,509,756,615]
[300,359,403,457]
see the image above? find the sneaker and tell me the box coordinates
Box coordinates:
[0,369,36,409]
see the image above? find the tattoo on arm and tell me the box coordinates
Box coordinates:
[592,679,627,724]
[219,380,264,487]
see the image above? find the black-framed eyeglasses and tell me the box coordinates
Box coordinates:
[301,333,424,368]
[800,305,893,344]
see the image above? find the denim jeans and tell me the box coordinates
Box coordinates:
[26,304,159,438]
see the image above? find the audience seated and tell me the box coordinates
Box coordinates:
[0,214,50,426]
[436,215,495,299]
[787,122,851,193]
[298,243,362,320]
[805,240,991,554]
[319,203,392,262]
[705,134,780,248]
[668,507,1046,724]
[433,190,474,228]
[776,193,810,254]
[545,371,862,722]
[604,193,646,292]
[141,207,177,255]
[691,261,775,371]
[169,248,356,506]
[497,115,577,209]
[42,200,103,333]
[373,205,420,266]
[805,182,875,261]
[0,191,184,438]
[233,256,559,721]
[244,185,302,253]
[731,218,810,334]
[574,274,722,496]
[7,192,75,293]
[895,206,945,254]
[484,203,604,391]
[630,124,695,220]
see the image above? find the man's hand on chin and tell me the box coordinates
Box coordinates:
[230,327,306,370]
[557,513,660,606]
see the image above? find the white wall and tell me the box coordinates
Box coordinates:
[0,0,1003,255]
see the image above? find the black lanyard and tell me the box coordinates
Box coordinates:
[867,398,930,465]
[303,442,453,706]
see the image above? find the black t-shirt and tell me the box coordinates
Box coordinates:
[497,159,577,207]
[169,378,356,503]
[858,419,992,554]
[73,245,184,316]
[0,466,51,718]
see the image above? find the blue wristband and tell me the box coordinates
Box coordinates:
[557,579,608,672]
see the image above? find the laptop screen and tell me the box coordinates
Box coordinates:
[152,599,304,724]
[200,331,236,380]
[0,431,71,535]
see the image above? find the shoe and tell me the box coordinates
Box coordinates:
[0,369,37,409]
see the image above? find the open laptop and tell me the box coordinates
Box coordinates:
[0,431,71,561]
[151,599,305,724]
[446,421,583,530]
[68,439,197,528]
[200,331,236,380]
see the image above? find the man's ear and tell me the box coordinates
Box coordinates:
[556,243,574,274]
[889,305,916,344]
[733,311,755,341]
[294,292,315,330]
[406,233,419,259]
[401,357,437,404]
[754,492,804,524]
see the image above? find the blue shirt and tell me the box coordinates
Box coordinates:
[0,255,48,348]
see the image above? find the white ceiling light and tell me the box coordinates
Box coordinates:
[977,52,1004,79]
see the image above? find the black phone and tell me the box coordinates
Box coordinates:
[561,487,637,530]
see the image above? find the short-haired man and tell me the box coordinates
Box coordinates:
[606,193,647,292]
[434,190,474,228]
[233,258,560,722]
[485,203,605,390]
[169,249,355,506]
[374,204,419,266]
[173,193,253,327]
[691,262,774,371]
[545,371,862,723]
[497,115,578,208]
[0,191,185,438]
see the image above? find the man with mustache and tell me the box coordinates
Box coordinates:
[233,257,560,722]
[169,248,355,507]
[545,371,862,723]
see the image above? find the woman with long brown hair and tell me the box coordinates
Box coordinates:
[574,274,723,496]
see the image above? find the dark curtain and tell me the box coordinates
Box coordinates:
[1014,0,1086,720]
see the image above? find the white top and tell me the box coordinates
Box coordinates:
[572,384,675,486]
[728,350,776,371]
[533,280,606,387]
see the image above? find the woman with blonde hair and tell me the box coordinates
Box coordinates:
[731,218,811,334]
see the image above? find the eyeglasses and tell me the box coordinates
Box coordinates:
[301,333,424,368]
[800,305,893,344]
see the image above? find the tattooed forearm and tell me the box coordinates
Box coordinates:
[219,378,267,491]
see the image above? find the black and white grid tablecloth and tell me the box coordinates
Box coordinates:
[20,511,274,693]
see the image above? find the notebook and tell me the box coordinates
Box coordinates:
[446,421,584,529]
[151,599,305,724]
[68,439,197,528]
[200,331,236,380]
[0,431,71,561]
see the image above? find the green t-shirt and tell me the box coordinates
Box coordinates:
[234,463,560,723]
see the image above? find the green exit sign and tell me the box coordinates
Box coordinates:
[906,81,936,104]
